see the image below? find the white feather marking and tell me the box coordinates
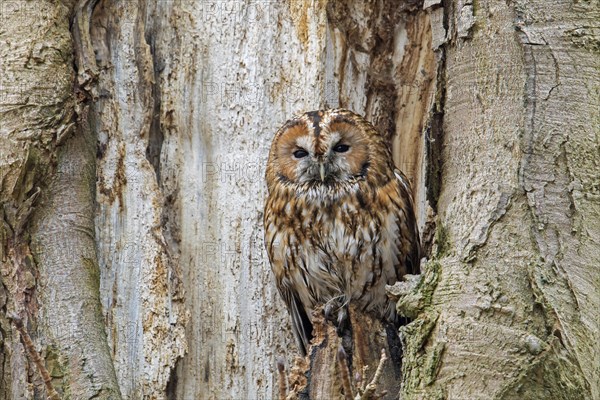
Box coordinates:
[394,169,411,193]
[296,136,313,153]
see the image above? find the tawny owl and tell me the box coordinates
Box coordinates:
[264,109,420,356]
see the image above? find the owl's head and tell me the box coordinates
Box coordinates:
[266,109,391,193]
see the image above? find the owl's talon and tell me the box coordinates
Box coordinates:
[337,307,348,329]
[324,303,336,322]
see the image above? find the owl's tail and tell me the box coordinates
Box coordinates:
[290,295,313,356]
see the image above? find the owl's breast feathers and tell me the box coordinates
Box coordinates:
[264,169,420,323]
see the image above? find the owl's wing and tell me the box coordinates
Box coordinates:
[394,169,421,276]
[277,282,313,356]
[265,199,314,356]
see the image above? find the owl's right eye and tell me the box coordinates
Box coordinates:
[293,149,309,159]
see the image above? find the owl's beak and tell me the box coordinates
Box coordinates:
[319,163,325,181]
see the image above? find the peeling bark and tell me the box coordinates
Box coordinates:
[90,1,187,398]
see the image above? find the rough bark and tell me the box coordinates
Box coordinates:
[516,0,600,397]
[397,0,600,399]
[0,1,121,399]
[30,107,121,400]
[89,1,188,398]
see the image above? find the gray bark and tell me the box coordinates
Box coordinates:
[399,0,599,399]
[1,1,120,399]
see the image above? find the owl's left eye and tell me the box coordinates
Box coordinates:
[293,149,309,159]
[333,144,350,153]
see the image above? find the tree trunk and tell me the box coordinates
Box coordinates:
[398,0,599,399]
[0,1,121,399]
[0,0,597,399]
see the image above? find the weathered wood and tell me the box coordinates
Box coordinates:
[89,1,187,398]
[284,307,400,400]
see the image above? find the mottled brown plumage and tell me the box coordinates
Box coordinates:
[264,109,420,355]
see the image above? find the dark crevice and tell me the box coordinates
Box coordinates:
[0,280,10,399]
[326,0,412,143]
[386,323,403,378]
[146,99,164,182]
[422,4,448,257]
[145,30,164,183]
[426,0,449,213]
[165,356,181,400]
